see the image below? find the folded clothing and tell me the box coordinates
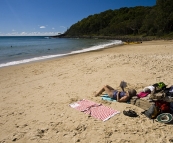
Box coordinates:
[143,86,155,92]
[137,92,149,98]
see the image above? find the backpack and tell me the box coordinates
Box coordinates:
[141,104,160,119]
[155,100,170,113]
[152,82,166,94]
[157,82,166,90]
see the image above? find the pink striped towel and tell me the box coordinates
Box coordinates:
[69,99,120,121]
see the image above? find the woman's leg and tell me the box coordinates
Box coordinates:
[95,85,114,97]
[104,85,114,98]
[94,87,105,97]
[106,85,115,90]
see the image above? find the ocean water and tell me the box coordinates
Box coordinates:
[0,36,122,68]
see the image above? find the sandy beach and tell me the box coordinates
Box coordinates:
[1,40,173,143]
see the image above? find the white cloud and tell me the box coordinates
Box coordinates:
[40,26,46,29]
[21,32,27,35]
[1,31,61,36]
[52,27,55,29]
[60,26,66,29]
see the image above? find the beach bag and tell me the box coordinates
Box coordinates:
[158,82,166,90]
[163,96,173,102]
[152,82,166,93]
[164,86,173,97]
[141,104,160,119]
[155,100,170,113]
[130,97,154,110]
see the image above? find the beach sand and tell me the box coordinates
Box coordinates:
[0,40,173,143]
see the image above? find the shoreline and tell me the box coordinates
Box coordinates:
[1,40,173,143]
[2,39,172,67]
[0,39,122,68]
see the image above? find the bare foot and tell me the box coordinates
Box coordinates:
[93,91,99,97]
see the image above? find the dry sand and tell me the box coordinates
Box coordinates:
[0,40,173,143]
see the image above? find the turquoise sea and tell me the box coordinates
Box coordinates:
[0,36,122,68]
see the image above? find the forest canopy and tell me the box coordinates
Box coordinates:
[64,0,173,38]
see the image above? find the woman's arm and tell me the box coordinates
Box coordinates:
[121,86,124,92]
[120,81,126,92]
[117,96,129,102]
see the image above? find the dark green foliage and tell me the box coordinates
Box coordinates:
[65,1,173,37]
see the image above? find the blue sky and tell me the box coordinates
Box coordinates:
[0,0,156,36]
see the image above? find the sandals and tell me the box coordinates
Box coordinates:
[123,110,138,117]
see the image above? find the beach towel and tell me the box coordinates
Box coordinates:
[101,94,130,103]
[101,94,116,102]
[69,99,120,121]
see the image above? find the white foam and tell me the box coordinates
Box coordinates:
[70,40,122,54]
[0,40,122,68]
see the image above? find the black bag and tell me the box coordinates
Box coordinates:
[164,86,173,97]
[141,104,160,119]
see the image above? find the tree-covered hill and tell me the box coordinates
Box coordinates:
[63,0,173,39]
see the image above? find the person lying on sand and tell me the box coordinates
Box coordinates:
[94,81,137,102]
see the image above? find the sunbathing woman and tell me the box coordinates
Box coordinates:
[94,84,137,102]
